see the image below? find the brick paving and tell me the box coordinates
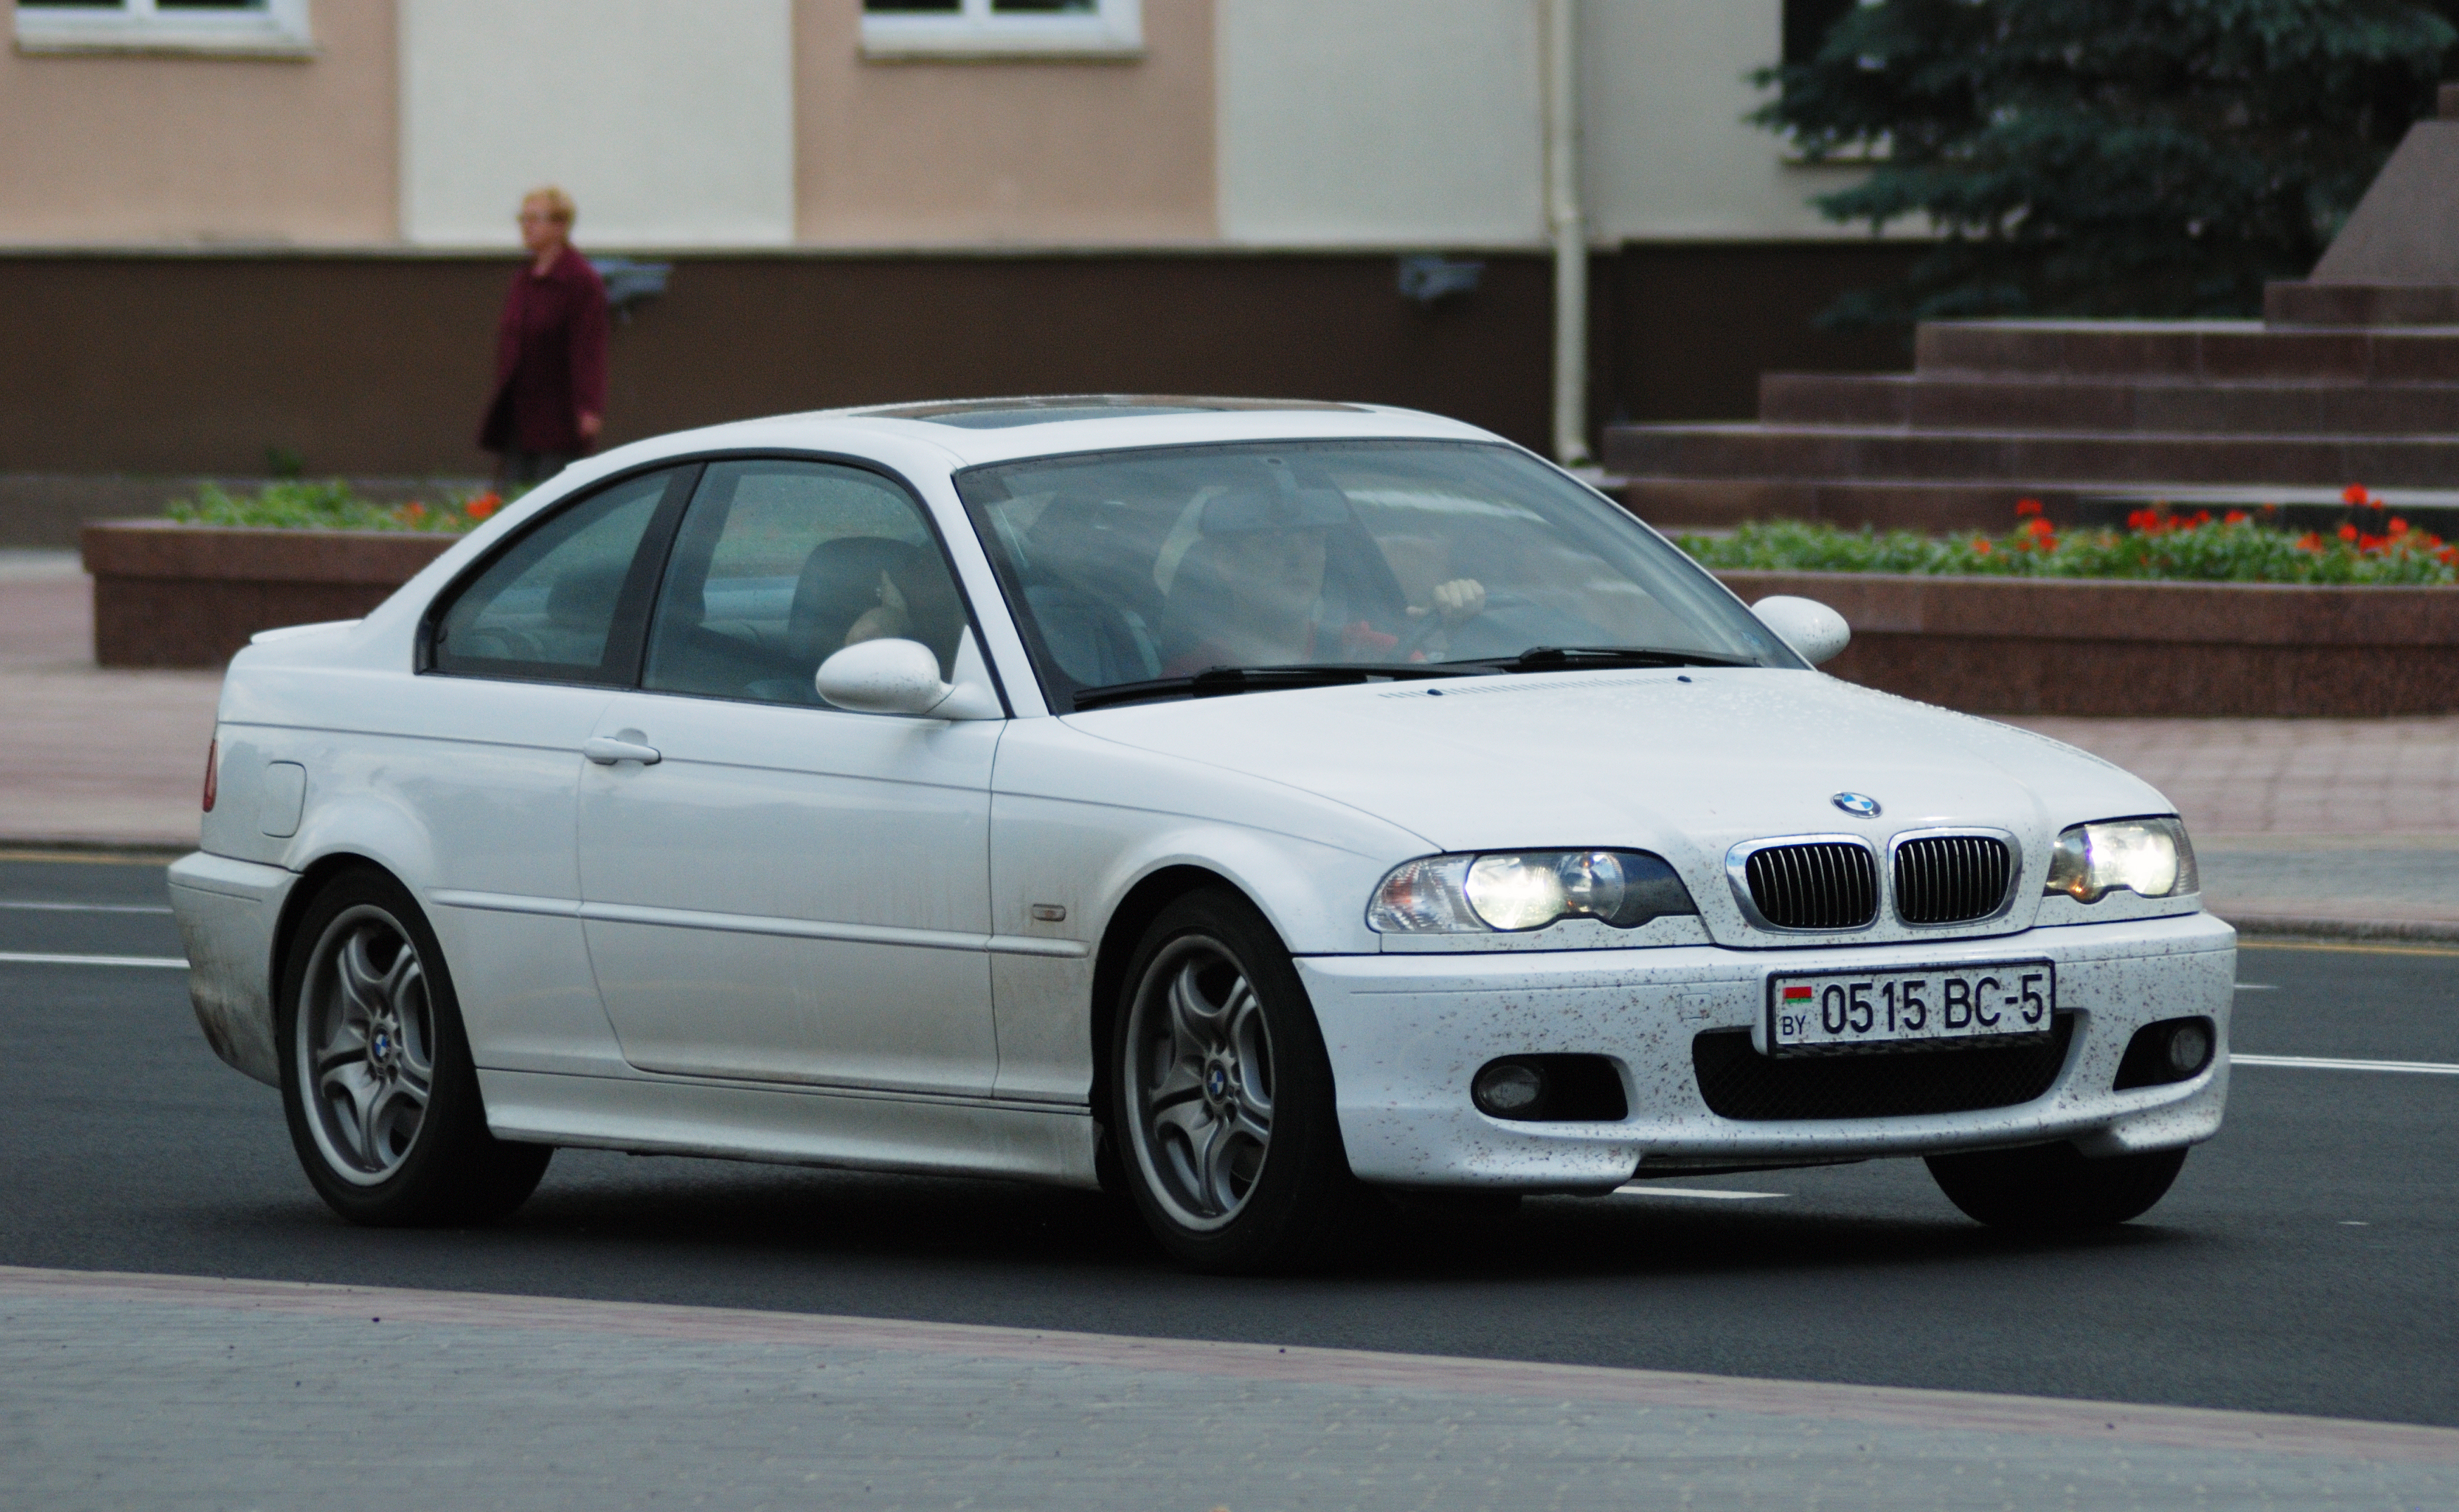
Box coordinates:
[4,1267,2452,1512]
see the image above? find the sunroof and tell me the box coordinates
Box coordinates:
[858,395,1364,429]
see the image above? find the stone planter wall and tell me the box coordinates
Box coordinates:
[1717,570,2459,717]
[81,522,456,668]
[74,523,2459,711]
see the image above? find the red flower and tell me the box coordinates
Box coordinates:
[2126,508,2157,531]
[2025,517,2053,538]
[397,502,427,524]
[2389,517,2409,536]
[2296,532,2323,552]
[2339,522,2361,542]
[2342,484,2371,507]
[2190,510,2212,526]
[464,491,502,522]
[2223,509,2249,524]
[2359,534,2388,553]
[2015,498,2044,517]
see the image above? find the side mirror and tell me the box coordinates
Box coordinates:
[1751,595,1850,666]
[815,637,1002,719]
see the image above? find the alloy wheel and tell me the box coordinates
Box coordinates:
[1125,936,1277,1231]
[296,905,435,1186]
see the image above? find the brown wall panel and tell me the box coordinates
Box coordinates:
[1603,242,1924,425]
[0,252,1554,477]
[0,242,1917,487]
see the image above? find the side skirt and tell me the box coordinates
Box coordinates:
[478,1068,1102,1190]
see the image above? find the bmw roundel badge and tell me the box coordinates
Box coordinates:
[1831,792,1882,818]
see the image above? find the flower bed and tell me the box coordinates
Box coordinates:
[83,482,510,667]
[1679,494,2459,716]
[166,478,504,534]
[1677,493,2458,586]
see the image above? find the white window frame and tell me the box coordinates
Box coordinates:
[13,0,314,58]
[860,0,1140,61]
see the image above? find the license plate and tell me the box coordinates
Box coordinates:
[1764,960,2056,1055]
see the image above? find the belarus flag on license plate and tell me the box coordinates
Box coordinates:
[1781,986,1814,1006]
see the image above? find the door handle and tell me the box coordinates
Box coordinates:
[583,737,661,766]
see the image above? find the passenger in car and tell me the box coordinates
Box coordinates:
[1156,484,1486,675]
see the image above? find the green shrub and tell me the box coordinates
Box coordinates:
[164,479,509,534]
[1677,510,2458,586]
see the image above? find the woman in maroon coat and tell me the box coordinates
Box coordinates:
[479,186,609,486]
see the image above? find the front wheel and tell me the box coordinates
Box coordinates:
[278,867,550,1226]
[1925,1142,2188,1230]
[1111,888,1357,1273]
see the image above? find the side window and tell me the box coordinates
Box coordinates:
[430,468,682,684]
[641,460,970,707]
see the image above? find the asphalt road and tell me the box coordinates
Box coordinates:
[4,855,2453,1429]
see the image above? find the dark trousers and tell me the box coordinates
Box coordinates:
[494,450,573,488]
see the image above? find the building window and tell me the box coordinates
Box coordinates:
[13,0,313,56]
[860,0,1141,60]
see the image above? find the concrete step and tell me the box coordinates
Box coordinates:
[1759,373,2459,435]
[1603,423,2459,489]
[1913,320,2459,382]
[1612,476,2459,534]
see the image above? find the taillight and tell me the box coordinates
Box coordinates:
[202,737,218,813]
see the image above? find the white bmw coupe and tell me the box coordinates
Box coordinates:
[169,396,2231,1272]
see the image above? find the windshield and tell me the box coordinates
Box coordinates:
[955,439,1799,709]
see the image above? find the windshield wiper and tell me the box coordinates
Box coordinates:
[1071,662,1473,712]
[1462,646,1761,672]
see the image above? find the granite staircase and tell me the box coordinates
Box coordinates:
[1605,320,2459,534]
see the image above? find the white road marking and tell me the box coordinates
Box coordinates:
[2233,983,2278,991]
[1615,1185,1788,1201]
[2234,1053,2459,1076]
[0,951,188,970]
[0,900,173,915]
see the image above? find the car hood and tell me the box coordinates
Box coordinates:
[1064,668,2176,944]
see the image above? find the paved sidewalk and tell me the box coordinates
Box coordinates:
[1,564,2452,933]
[5,1266,2453,1511]
[0,555,215,851]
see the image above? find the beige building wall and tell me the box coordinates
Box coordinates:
[0,0,398,245]
[1581,0,1879,243]
[794,0,1216,246]
[1215,0,1543,248]
[401,0,797,247]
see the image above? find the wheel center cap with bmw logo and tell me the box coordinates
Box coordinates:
[1831,791,1882,818]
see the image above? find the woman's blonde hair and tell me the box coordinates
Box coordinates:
[520,186,576,227]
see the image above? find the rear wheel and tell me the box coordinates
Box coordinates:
[278,867,550,1226]
[1926,1142,2188,1230]
[1111,889,1357,1273]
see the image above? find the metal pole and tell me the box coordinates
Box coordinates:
[1544,0,1591,467]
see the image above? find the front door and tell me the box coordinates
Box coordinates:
[575,458,1004,1094]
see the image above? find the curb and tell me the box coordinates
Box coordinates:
[2219,913,2459,945]
[0,839,191,864]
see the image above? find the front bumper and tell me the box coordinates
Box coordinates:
[167,851,297,1087]
[1301,911,2234,1190]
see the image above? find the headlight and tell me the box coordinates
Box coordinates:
[2044,818,2198,903]
[1368,850,1698,933]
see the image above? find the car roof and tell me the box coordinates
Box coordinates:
[591,396,1511,474]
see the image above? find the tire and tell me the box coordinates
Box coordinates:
[1925,1142,2188,1230]
[1110,887,1357,1273]
[277,866,551,1226]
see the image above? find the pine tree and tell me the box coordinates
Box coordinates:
[1756,0,2457,323]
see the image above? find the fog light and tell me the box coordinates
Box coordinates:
[2165,1019,2214,1078]
[1472,1061,1546,1117]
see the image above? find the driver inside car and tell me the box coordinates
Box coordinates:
[1156,479,1486,676]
